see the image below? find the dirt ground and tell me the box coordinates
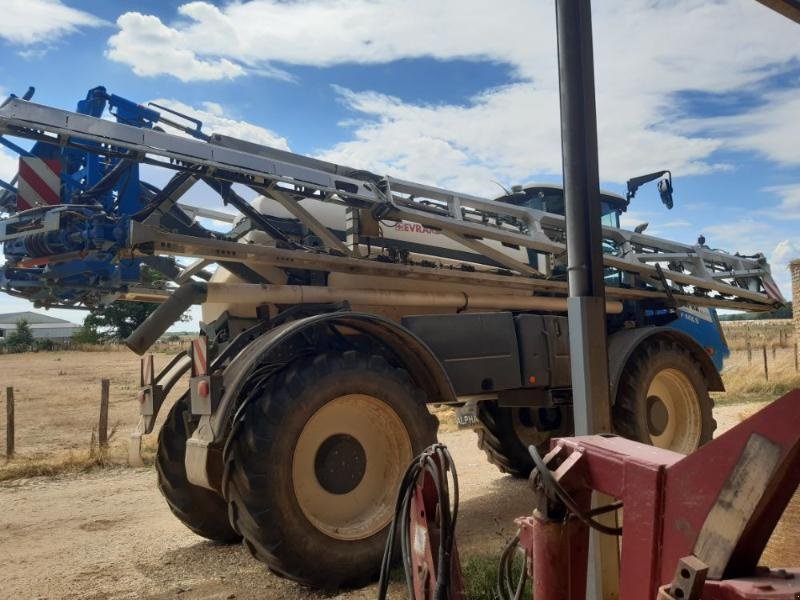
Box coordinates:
[0,427,534,600]
[0,350,798,598]
[1,400,797,599]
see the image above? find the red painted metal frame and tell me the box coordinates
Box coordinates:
[518,511,588,600]
[518,389,800,600]
[693,568,800,599]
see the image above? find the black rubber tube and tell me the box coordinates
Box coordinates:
[125,281,207,355]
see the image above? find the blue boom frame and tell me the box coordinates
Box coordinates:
[0,87,202,308]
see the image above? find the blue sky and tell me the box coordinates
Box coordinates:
[0,0,799,328]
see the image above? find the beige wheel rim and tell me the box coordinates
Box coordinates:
[292,394,412,541]
[646,368,701,453]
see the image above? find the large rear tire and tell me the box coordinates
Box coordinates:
[157,394,242,543]
[225,351,438,588]
[613,339,715,453]
[475,402,571,478]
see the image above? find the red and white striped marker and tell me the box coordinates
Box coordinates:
[192,337,208,377]
[17,157,61,211]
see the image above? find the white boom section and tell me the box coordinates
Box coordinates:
[0,97,783,310]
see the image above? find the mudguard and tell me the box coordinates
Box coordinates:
[185,311,456,490]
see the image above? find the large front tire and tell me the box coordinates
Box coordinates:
[157,394,242,543]
[613,339,715,453]
[225,352,438,588]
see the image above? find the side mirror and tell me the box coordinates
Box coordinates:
[626,169,674,209]
[658,177,673,210]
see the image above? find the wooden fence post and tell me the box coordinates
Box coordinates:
[763,345,769,382]
[747,342,752,364]
[5,387,13,458]
[795,342,798,373]
[98,379,110,450]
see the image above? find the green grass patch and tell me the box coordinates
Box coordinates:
[462,551,530,600]
[382,551,528,599]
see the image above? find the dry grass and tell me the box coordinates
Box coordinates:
[0,432,159,482]
[430,404,459,433]
[716,321,799,404]
[721,319,794,351]
[0,349,183,481]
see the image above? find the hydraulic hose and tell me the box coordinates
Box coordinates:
[378,444,459,600]
[125,281,207,355]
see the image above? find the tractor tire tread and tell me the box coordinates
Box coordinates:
[612,339,716,447]
[474,402,532,478]
[156,394,242,543]
[226,351,437,589]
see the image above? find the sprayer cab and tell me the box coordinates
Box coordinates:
[497,183,627,227]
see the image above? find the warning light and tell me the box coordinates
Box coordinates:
[198,380,210,398]
[528,375,537,385]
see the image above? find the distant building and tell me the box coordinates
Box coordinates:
[0,311,81,341]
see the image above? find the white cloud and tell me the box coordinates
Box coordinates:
[17,48,48,60]
[702,219,777,256]
[105,1,799,86]
[768,239,800,300]
[772,239,800,268]
[682,90,800,168]
[0,149,17,183]
[103,1,800,188]
[320,83,733,193]
[106,13,245,82]
[763,184,800,219]
[149,99,290,150]
[660,220,692,229]
[1,0,105,45]
[317,84,560,193]
[106,1,552,82]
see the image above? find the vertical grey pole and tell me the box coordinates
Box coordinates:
[555,1,618,598]
[99,379,110,450]
[555,0,612,433]
[5,387,14,458]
